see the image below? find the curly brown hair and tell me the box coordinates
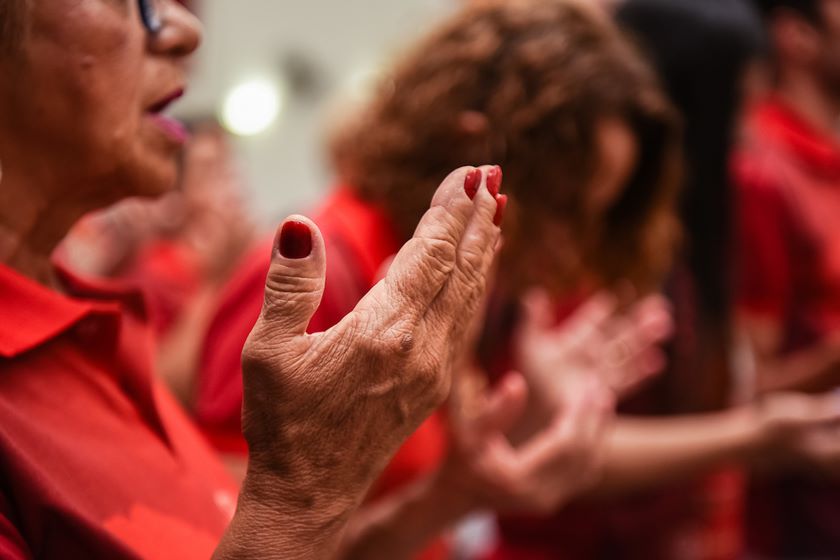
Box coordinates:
[332,0,681,294]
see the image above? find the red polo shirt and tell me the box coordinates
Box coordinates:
[734,98,840,556]
[196,187,449,559]
[0,264,236,559]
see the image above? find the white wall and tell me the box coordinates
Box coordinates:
[177,0,454,225]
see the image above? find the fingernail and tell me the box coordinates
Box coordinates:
[487,166,503,197]
[278,220,313,259]
[464,168,481,200]
[494,194,508,226]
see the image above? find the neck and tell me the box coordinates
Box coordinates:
[0,166,82,289]
[776,70,840,136]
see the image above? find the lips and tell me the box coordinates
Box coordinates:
[147,88,189,144]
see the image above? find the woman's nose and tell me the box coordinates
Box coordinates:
[149,0,202,58]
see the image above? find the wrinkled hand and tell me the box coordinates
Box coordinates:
[440,367,614,515]
[754,391,840,475]
[239,167,503,520]
[515,290,673,401]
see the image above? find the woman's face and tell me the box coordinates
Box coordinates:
[0,0,201,209]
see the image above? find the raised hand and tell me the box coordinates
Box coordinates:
[441,367,614,515]
[753,391,840,475]
[515,290,673,401]
[216,166,505,559]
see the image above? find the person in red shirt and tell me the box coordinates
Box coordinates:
[735,0,840,555]
[0,0,509,558]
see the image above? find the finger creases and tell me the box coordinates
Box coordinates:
[383,166,498,319]
[258,215,327,339]
[426,167,502,339]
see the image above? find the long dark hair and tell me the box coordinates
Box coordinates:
[616,0,765,411]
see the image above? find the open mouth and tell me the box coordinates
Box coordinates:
[147,88,189,144]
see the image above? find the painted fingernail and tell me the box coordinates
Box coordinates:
[278,220,313,259]
[464,168,481,200]
[494,194,508,226]
[487,166,503,197]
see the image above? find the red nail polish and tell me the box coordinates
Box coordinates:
[464,169,481,200]
[494,194,508,226]
[278,220,313,259]
[487,166,503,197]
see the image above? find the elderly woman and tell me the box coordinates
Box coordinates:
[0,1,507,558]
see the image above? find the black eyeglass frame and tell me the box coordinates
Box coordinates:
[138,0,163,34]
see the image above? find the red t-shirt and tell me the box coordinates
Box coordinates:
[196,188,449,558]
[734,98,840,556]
[0,264,236,559]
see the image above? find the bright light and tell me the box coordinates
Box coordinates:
[220,79,282,136]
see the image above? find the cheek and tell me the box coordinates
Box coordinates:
[68,41,145,160]
[27,3,146,169]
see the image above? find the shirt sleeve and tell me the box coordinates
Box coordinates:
[734,157,795,321]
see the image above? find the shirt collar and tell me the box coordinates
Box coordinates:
[0,263,147,359]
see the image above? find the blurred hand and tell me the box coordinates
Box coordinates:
[754,391,840,475]
[440,367,614,515]
[234,166,504,547]
[515,290,673,401]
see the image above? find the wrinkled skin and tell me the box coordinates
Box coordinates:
[218,166,503,558]
[0,0,201,286]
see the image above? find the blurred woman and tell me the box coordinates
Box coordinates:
[505,1,769,557]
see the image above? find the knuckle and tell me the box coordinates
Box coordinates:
[370,322,419,361]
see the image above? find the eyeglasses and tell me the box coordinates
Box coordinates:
[138,0,164,34]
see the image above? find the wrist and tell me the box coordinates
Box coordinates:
[738,401,787,467]
[717,405,766,464]
[218,465,360,560]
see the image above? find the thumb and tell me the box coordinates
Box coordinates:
[258,215,327,339]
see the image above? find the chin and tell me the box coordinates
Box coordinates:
[124,153,182,200]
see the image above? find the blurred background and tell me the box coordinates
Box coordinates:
[177,0,456,223]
